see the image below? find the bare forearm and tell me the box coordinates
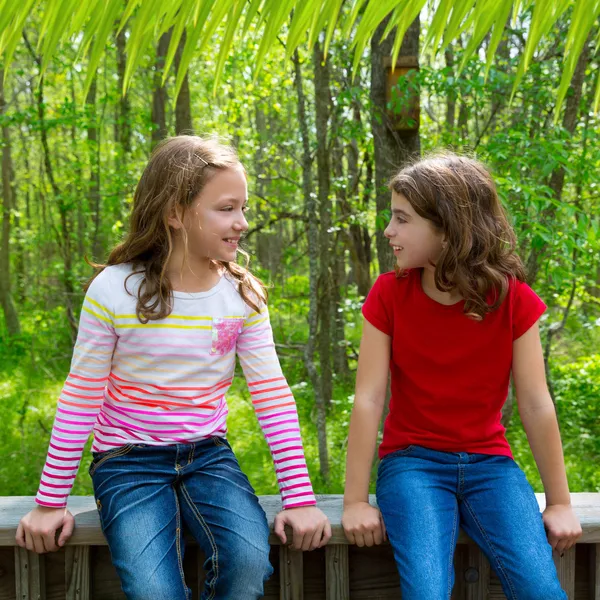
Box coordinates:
[521,402,571,506]
[343,399,383,506]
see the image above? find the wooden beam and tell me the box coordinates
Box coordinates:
[465,544,490,600]
[593,543,600,600]
[554,546,576,598]
[325,544,349,600]
[279,545,303,600]
[65,545,89,600]
[14,547,45,600]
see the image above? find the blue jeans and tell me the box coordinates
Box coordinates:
[90,437,273,600]
[376,445,566,600]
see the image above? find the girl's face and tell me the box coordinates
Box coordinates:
[172,165,249,263]
[384,192,445,271]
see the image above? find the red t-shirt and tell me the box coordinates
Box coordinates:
[362,269,547,459]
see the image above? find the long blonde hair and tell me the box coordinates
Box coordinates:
[87,135,266,322]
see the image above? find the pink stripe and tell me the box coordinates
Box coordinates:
[271,437,302,447]
[273,454,305,465]
[261,418,298,429]
[282,491,313,501]
[57,406,96,417]
[42,470,74,480]
[39,491,68,498]
[49,442,85,453]
[36,500,66,508]
[272,445,304,455]
[247,377,285,387]
[278,473,309,484]
[40,480,71,489]
[276,464,308,475]
[264,428,299,439]
[105,402,222,426]
[47,452,79,463]
[61,389,104,401]
[53,425,91,435]
[45,462,75,471]
[55,416,96,427]
[283,500,316,509]
[257,409,298,422]
[281,482,312,492]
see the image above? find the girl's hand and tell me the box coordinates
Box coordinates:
[274,506,332,551]
[542,504,582,554]
[342,501,386,547]
[16,506,75,553]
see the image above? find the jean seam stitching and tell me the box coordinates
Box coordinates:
[172,487,189,600]
[447,503,459,599]
[89,444,133,476]
[187,443,195,466]
[462,497,518,600]
[180,481,219,600]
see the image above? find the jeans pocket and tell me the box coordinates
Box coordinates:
[89,444,135,476]
[210,317,245,355]
[212,436,230,448]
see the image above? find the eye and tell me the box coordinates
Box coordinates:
[220,206,233,211]
[396,216,406,223]
[242,204,250,212]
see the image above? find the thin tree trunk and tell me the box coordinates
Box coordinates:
[151,31,171,145]
[444,47,456,129]
[174,30,193,134]
[314,40,333,408]
[116,25,132,153]
[0,68,21,336]
[525,35,590,285]
[86,74,102,260]
[293,49,329,483]
[371,14,421,274]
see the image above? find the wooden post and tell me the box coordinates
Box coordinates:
[325,544,349,600]
[554,546,576,598]
[280,545,303,600]
[65,545,90,600]
[465,544,490,600]
[14,547,45,600]
[592,543,600,600]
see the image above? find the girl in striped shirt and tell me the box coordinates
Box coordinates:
[17,135,331,600]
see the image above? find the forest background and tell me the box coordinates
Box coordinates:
[0,1,599,498]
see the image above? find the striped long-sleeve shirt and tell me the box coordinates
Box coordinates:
[35,263,316,509]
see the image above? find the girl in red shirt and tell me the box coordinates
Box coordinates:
[342,153,581,599]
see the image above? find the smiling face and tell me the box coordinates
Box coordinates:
[384,191,445,271]
[171,165,249,263]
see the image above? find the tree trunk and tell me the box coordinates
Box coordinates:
[370,14,421,274]
[293,49,329,483]
[314,40,333,408]
[86,74,103,260]
[525,35,590,285]
[151,31,171,145]
[0,68,21,336]
[444,47,456,129]
[174,30,193,134]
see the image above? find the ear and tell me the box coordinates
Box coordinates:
[441,235,448,249]
[168,205,185,230]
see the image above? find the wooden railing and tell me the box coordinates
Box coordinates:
[0,494,598,599]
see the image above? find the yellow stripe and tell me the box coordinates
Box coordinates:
[87,297,116,318]
[82,306,113,324]
[112,314,244,321]
[116,323,212,330]
[244,316,268,329]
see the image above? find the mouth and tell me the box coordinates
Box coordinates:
[223,238,241,248]
[390,244,404,254]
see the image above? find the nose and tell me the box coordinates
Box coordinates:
[234,211,248,232]
[384,222,393,239]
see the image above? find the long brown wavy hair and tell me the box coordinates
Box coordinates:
[389,152,526,320]
[86,135,266,322]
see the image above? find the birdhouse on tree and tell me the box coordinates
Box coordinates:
[384,56,420,131]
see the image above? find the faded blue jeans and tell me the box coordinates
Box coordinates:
[90,437,273,600]
[376,445,566,600]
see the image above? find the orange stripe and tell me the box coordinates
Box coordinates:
[247,377,285,387]
[59,398,103,410]
[254,401,296,414]
[252,393,294,405]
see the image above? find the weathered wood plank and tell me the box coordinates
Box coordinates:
[554,546,576,599]
[325,544,349,600]
[465,544,490,600]
[65,545,89,600]
[14,547,45,600]
[593,544,600,600]
[280,545,303,600]
[1,495,600,546]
